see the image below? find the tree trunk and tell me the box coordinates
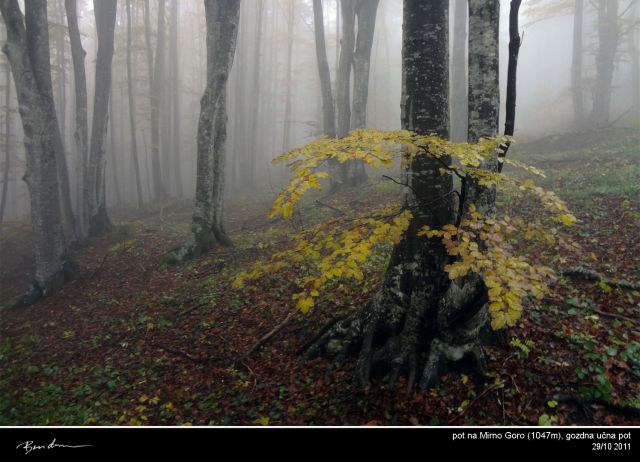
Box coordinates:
[590,0,619,129]
[631,0,639,123]
[65,0,89,240]
[0,0,72,301]
[451,0,468,142]
[150,0,169,201]
[169,0,183,198]
[282,0,295,153]
[351,0,379,130]
[571,0,584,131]
[0,62,11,228]
[87,0,117,237]
[336,0,355,140]
[247,0,264,185]
[126,0,145,208]
[313,0,336,139]
[190,0,240,256]
[307,0,458,391]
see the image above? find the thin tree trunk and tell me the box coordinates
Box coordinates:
[65,0,89,239]
[150,0,169,200]
[247,0,264,185]
[590,0,619,128]
[190,0,240,256]
[349,0,380,184]
[572,0,584,130]
[351,0,379,130]
[282,0,295,153]
[169,0,183,198]
[313,0,336,139]
[87,0,117,236]
[108,94,122,207]
[126,0,144,208]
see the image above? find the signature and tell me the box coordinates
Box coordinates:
[16,438,93,455]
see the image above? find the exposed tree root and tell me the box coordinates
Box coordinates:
[561,266,640,291]
[240,312,295,361]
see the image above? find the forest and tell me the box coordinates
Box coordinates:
[0,0,639,428]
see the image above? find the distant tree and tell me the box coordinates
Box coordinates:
[0,0,73,302]
[87,0,117,236]
[572,0,585,130]
[590,0,620,128]
[65,0,89,239]
[313,0,336,140]
[126,0,145,209]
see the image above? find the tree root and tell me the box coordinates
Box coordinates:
[561,266,640,291]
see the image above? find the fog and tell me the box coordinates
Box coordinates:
[0,0,637,224]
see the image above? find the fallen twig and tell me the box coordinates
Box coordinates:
[240,312,295,361]
[152,342,203,364]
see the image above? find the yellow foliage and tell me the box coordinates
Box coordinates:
[232,129,574,323]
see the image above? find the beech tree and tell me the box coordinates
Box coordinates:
[233,0,549,391]
[0,0,73,302]
[188,0,240,255]
[87,0,117,236]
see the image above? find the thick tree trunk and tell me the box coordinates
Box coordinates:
[571,0,584,131]
[590,0,619,129]
[307,0,460,391]
[313,0,336,139]
[126,0,145,208]
[87,0,117,237]
[451,0,468,142]
[0,0,72,301]
[169,0,183,198]
[189,0,240,256]
[65,0,89,240]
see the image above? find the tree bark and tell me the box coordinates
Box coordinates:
[307,0,457,391]
[571,0,584,130]
[451,0,468,142]
[0,0,72,301]
[65,0,89,239]
[0,60,11,228]
[126,0,145,208]
[312,0,336,139]
[190,0,240,255]
[87,0,117,236]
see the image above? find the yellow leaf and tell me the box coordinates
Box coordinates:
[296,296,315,314]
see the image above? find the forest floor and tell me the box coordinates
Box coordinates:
[1,128,639,426]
